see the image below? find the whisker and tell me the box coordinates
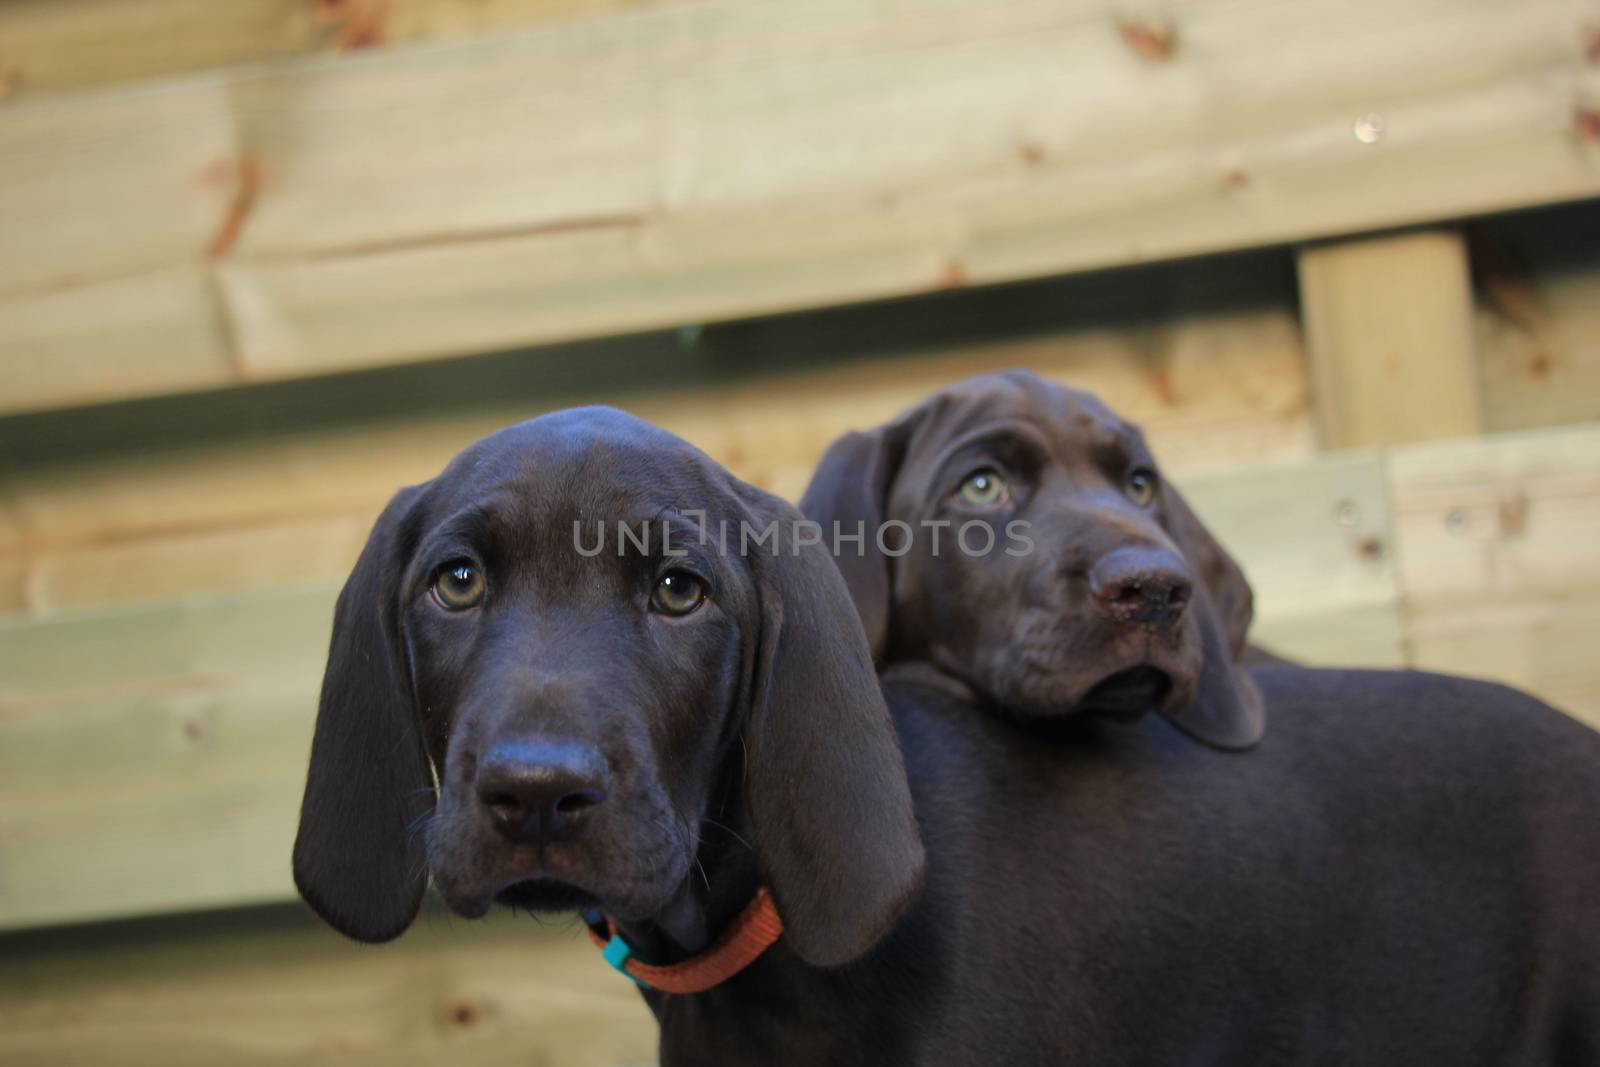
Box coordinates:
[406,809,435,839]
[701,817,753,852]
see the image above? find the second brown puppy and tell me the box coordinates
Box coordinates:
[800,368,1262,750]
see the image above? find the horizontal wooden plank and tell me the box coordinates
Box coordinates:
[1,301,1311,614]
[0,267,234,410]
[1388,423,1600,727]
[1405,593,1600,732]
[0,587,332,927]
[1186,450,1405,666]
[0,0,672,100]
[2,0,1597,414]
[1186,451,1397,621]
[0,80,239,297]
[0,906,656,1066]
[1251,602,1408,669]
[1388,424,1600,600]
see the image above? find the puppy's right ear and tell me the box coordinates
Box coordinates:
[293,486,435,943]
[797,427,906,660]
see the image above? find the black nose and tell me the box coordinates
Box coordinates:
[1088,547,1193,627]
[475,739,609,843]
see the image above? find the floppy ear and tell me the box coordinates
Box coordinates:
[796,428,906,661]
[1159,484,1265,750]
[293,486,436,942]
[1161,585,1266,750]
[741,496,926,967]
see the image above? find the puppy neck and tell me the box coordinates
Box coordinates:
[612,808,762,968]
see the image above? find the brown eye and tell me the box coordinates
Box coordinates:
[1125,468,1158,507]
[651,571,707,616]
[957,468,1009,508]
[433,561,485,610]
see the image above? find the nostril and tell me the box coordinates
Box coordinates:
[1168,584,1192,609]
[1110,582,1146,604]
[555,789,602,815]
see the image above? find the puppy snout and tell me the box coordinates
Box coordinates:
[475,739,609,843]
[1088,547,1193,627]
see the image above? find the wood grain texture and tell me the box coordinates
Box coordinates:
[0,299,1311,615]
[0,906,657,1066]
[0,586,334,928]
[1388,423,1600,727]
[0,0,675,99]
[3,0,1598,414]
[0,267,234,410]
[1298,229,1483,448]
[1185,451,1403,665]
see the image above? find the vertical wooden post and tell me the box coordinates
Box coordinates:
[1297,229,1483,449]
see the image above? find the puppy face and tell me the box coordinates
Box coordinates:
[409,442,748,924]
[801,371,1263,750]
[294,408,924,966]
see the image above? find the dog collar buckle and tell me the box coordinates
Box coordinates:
[582,909,648,988]
[581,886,784,996]
[600,933,650,988]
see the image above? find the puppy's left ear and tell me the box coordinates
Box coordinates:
[1161,485,1265,750]
[740,494,925,967]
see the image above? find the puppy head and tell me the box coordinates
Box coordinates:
[800,371,1263,750]
[294,407,923,966]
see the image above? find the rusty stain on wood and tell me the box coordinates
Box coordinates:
[314,0,392,51]
[933,259,968,289]
[1577,104,1600,141]
[1149,362,1180,407]
[1498,492,1529,536]
[1116,16,1179,62]
[206,156,265,260]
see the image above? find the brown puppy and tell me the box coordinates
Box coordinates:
[800,368,1263,749]
[294,407,923,963]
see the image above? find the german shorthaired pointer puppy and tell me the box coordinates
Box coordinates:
[800,368,1266,749]
[801,370,1600,1061]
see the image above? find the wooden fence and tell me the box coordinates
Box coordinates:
[2,0,1599,1062]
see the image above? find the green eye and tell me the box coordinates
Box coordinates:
[957,468,1009,508]
[652,571,707,616]
[1125,468,1158,506]
[433,561,485,610]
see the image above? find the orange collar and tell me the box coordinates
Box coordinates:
[583,886,784,995]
